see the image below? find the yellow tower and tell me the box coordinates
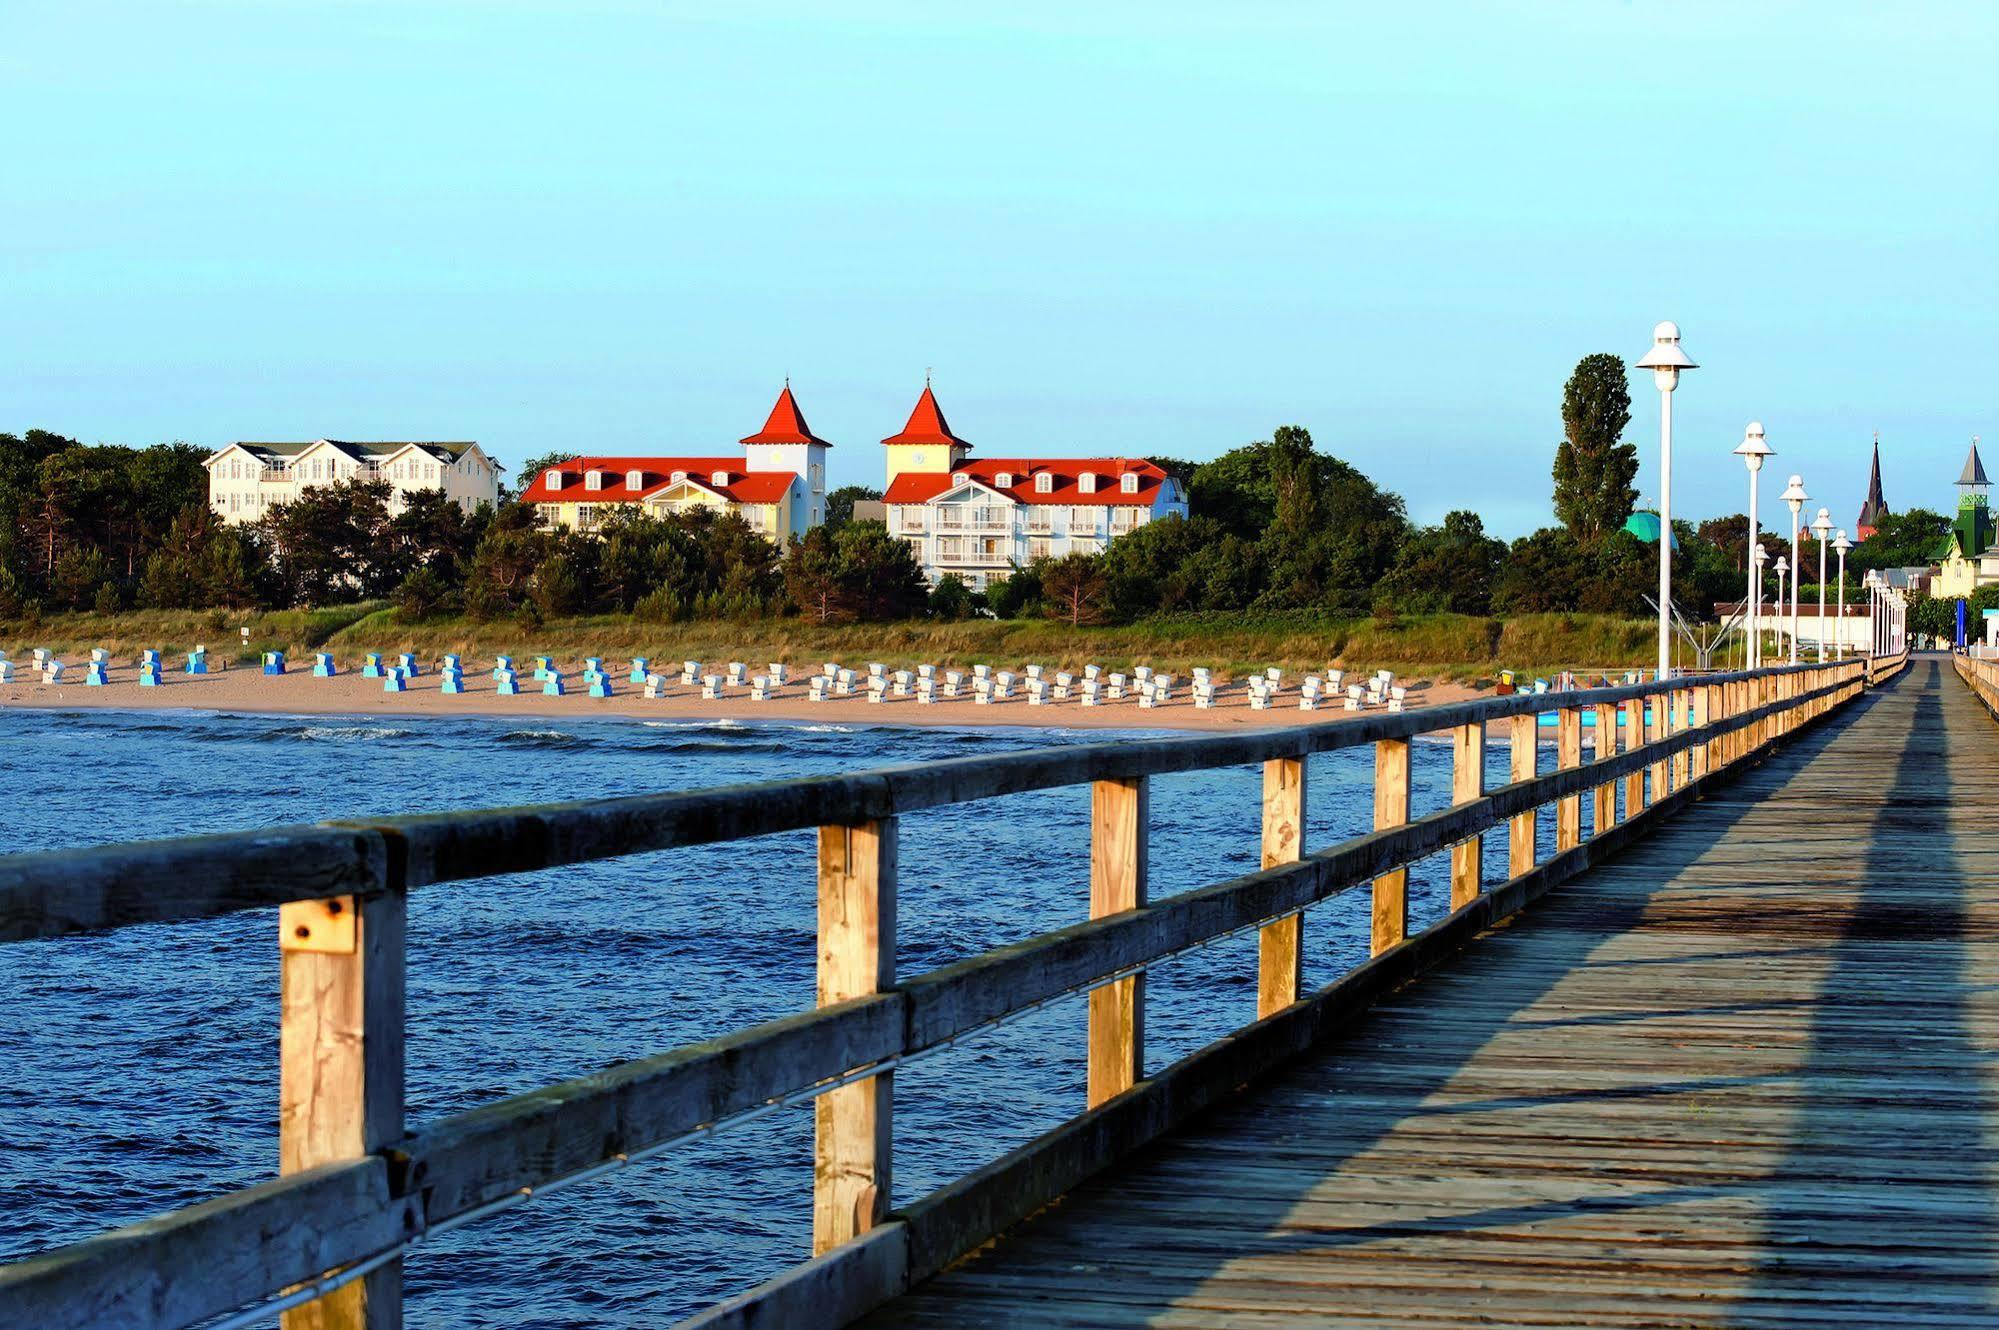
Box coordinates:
[882,382,971,487]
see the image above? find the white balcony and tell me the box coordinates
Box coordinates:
[935,537,1014,565]
[932,506,1013,533]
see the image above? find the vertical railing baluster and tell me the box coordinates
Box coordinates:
[1257,758,1306,1018]
[1088,778,1148,1107]
[1371,738,1411,953]
[814,817,897,1254]
[1556,706,1582,853]
[1622,697,1644,817]
[280,888,406,1330]
[1449,722,1484,909]
[1509,713,1537,877]
[1591,700,1618,835]
[1647,683,1669,801]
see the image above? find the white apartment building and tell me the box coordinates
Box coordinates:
[204,440,502,524]
[878,385,1188,589]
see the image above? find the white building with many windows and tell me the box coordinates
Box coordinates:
[204,439,501,524]
[879,385,1188,588]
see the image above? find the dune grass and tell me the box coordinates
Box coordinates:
[2,605,1659,680]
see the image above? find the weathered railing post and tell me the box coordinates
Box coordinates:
[1088,778,1147,1106]
[1555,706,1581,852]
[1256,757,1305,1017]
[1647,684,1669,801]
[279,890,406,1330]
[1449,721,1483,909]
[1591,700,1618,836]
[1691,683,1713,779]
[1508,713,1536,878]
[1669,685,1691,789]
[814,817,897,1254]
[1622,696,1644,815]
[1371,738,1411,953]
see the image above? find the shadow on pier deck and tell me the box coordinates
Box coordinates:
[860,658,1999,1328]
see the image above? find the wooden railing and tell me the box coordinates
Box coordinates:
[1956,652,1999,718]
[0,659,1878,1330]
[1869,647,1910,687]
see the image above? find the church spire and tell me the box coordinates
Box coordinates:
[1855,432,1888,539]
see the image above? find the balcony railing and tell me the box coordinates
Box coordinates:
[935,538,1014,565]
[933,507,1013,532]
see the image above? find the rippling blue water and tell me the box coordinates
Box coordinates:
[0,707,1551,1327]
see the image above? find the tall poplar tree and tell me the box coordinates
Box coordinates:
[1551,352,1637,542]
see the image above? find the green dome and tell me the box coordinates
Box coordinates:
[1622,510,1680,551]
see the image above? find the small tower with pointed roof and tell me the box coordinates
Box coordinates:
[1953,435,1990,551]
[1856,433,1889,540]
[881,379,971,485]
[740,382,833,531]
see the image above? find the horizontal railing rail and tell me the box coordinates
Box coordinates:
[0,658,1878,1330]
[1956,652,1998,718]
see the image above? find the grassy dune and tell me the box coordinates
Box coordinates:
[3,605,1659,681]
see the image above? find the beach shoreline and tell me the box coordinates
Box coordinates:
[0,660,1483,732]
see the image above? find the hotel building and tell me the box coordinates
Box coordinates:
[204,440,502,524]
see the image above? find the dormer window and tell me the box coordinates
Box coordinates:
[626,469,644,490]
[585,470,604,492]
[1035,473,1054,494]
[711,470,729,487]
[1120,473,1140,494]
[1078,473,1097,495]
[545,469,563,491]
[671,470,686,484]
[994,471,1014,489]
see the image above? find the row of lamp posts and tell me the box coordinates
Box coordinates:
[1637,320,1901,678]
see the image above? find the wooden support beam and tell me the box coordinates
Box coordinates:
[1622,697,1644,816]
[815,818,897,1255]
[1256,757,1306,1018]
[1087,778,1148,1107]
[1508,713,1537,879]
[279,891,406,1330]
[1448,722,1483,910]
[1371,738,1411,954]
[1555,707,1582,853]
[1591,701,1618,835]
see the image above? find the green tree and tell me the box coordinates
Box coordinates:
[1551,352,1637,542]
[1852,507,1949,572]
[783,527,849,623]
[394,566,453,620]
[824,485,882,530]
[927,573,978,620]
[1041,552,1109,626]
[1377,510,1506,614]
[512,451,578,500]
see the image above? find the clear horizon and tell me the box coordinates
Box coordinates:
[3,2,1992,539]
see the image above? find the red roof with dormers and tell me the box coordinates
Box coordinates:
[516,456,797,505]
[881,385,970,449]
[883,458,1173,507]
[740,385,832,448]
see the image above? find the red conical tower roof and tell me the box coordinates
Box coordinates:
[741,384,832,447]
[882,383,970,449]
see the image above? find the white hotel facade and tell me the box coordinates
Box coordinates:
[878,386,1188,589]
[203,439,503,524]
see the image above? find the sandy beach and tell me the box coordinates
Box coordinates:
[0,655,1482,731]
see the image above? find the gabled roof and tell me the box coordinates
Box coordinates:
[884,458,1175,507]
[516,456,797,506]
[741,385,833,448]
[229,439,478,462]
[882,385,970,449]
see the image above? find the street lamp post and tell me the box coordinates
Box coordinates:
[1750,542,1768,668]
[1864,570,1880,656]
[1833,530,1852,660]
[1734,423,1773,668]
[1811,507,1833,661]
[1636,322,1697,680]
[1780,475,1809,664]
[1774,555,1790,662]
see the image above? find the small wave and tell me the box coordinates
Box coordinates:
[639,718,749,732]
[294,725,412,742]
[498,728,584,748]
[642,740,791,755]
[797,724,856,733]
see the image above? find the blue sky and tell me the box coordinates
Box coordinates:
[3,2,1992,537]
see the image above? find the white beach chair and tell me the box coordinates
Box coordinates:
[1054,672,1073,700]
[867,675,887,704]
[768,663,787,687]
[808,676,829,702]
[1388,684,1407,713]
[1107,672,1127,700]
[1027,678,1048,705]
[1024,664,1043,683]
[867,662,885,686]
[702,675,723,700]
[892,670,911,697]
[943,670,962,698]
[972,663,991,683]
[750,675,771,701]
[727,662,747,686]
[1192,666,1211,686]
[994,671,1015,701]
[1266,666,1283,688]
[1299,682,1321,712]
[1346,683,1366,711]
[917,663,935,684]
[682,661,701,686]
[1325,669,1344,692]
[1193,681,1215,710]
[1134,665,1153,686]
[1083,663,1101,683]
[45,661,65,684]
[916,677,936,705]
[1080,678,1100,706]
[644,673,666,699]
[823,661,840,680]
[1137,681,1156,709]
[974,676,993,705]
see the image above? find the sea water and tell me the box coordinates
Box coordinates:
[0,707,1553,1327]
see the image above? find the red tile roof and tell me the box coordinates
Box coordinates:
[740,385,833,448]
[517,457,796,505]
[881,385,970,449]
[883,458,1172,507]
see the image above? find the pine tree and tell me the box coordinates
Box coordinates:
[1552,352,1637,542]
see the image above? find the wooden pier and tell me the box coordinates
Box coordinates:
[10,650,1983,1330]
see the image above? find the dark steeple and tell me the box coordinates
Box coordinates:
[1856,432,1888,538]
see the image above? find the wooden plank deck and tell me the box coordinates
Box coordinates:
[861,658,1999,1327]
